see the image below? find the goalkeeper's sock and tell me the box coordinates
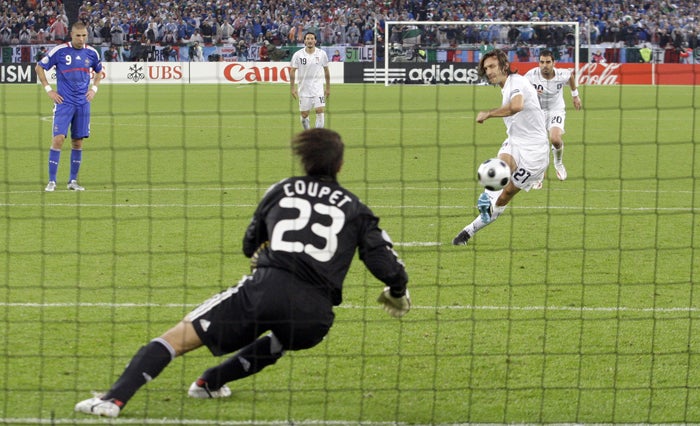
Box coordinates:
[69,149,82,181]
[301,117,310,129]
[198,333,283,390]
[552,144,563,163]
[315,113,324,128]
[48,149,61,182]
[103,338,175,406]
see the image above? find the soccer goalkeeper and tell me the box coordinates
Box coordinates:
[75,128,410,418]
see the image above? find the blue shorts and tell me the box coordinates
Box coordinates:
[53,102,91,139]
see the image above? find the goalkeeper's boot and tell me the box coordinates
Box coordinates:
[67,180,85,191]
[477,192,492,224]
[452,229,471,246]
[188,379,232,399]
[554,162,567,180]
[44,181,56,192]
[74,396,122,418]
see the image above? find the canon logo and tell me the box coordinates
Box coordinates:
[223,63,291,83]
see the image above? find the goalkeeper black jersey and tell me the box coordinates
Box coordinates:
[243,175,408,305]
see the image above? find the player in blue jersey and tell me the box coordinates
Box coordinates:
[36,21,103,192]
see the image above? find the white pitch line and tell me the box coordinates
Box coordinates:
[1,185,696,195]
[0,201,695,213]
[1,302,697,314]
[1,419,407,426]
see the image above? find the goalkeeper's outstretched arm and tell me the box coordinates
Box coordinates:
[359,223,410,318]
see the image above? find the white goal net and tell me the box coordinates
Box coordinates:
[381,21,580,85]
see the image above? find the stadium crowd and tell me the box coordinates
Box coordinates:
[1,0,698,60]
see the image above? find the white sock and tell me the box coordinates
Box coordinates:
[301,117,310,129]
[485,189,503,205]
[315,113,324,128]
[491,205,507,221]
[466,203,507,236]
[553,145,564,163]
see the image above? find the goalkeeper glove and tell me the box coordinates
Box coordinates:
[377,287,411,318]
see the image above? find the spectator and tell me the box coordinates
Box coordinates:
[0,23,11,45]
[87,21,102,45]
[162,27,177,45]
[121,44,131,61]
[507,26,520,44]
[36,28,47,44]
[267,42,287,61]
[346,23,361,45]
[162,44,177,61]
[29,27,41,44]
[104,44,119,62]
[189,41,203,61]
[187,28,204,45]
[200,19,214,44]
[18,24,31,44]
[639,43,653,62]
[218,19,235,43]
[259,40,270,61]
[34,45,47,61]
[111,21,125,46]
[362,23,374,44]
[49,16,68,42]
[99,20,111,44]
[144,22,158,43]
[238,39,248,61]
[592,50,606,63]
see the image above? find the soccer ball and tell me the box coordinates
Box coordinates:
[477,158,511,191]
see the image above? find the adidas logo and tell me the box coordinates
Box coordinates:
[199,319,211,332]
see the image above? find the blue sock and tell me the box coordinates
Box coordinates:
[48,149,61,182]
[69,149,82,182]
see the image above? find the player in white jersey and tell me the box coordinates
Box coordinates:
[290,32,330,129]
[453,49,549,246]
[524,49,582,181]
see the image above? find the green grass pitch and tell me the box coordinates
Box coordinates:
[1,82,699,424]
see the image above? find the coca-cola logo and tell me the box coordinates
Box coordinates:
[577,63,620,85]
[223,63,291,83]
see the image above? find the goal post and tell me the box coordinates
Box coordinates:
[382,20,580,86]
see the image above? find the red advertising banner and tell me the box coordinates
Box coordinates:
[514,61,700,85]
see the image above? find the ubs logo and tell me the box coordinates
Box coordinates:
[127,64,145,82]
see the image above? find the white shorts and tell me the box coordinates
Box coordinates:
[299,96,326,112]
[544,109,566,133]
[497,139,549,192]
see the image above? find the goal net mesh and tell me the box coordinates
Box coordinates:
[1,20,699,424]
